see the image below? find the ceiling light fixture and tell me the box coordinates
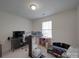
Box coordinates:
[26,0,39,11]
[30,4,37,10]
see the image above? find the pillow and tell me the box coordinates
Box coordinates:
[53,42,70,49]
[52,52,61,57]
[52,48,63,55]
[53,46,66,52]
[52,46,66,57]
[62,43,70,49]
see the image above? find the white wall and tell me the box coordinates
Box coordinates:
[0,11,32,55]
[77,6,79,46]
[53,9,77,47]
[32,17,53,31]
[32,9,77,48]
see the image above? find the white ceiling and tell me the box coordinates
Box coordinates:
[0,0,79,20]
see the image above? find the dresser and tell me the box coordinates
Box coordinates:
[0,44,2,57]
[11,37,27,51]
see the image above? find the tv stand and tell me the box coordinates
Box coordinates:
[11,31,27,51]
[11,37,27,51]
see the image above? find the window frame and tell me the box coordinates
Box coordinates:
[42,21,52,38]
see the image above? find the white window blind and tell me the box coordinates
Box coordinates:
[42,21,52,38]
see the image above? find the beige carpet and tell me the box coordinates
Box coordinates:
[2,45,55,58]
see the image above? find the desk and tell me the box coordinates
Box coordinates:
[39,37,51,48]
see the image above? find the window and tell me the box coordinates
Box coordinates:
[42,21,52,38]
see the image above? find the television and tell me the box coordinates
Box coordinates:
[13,31,25,38]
